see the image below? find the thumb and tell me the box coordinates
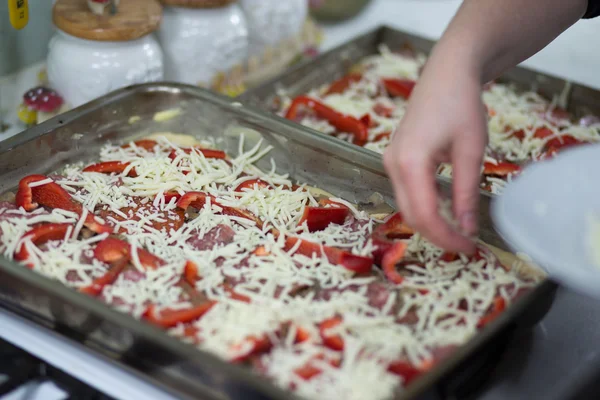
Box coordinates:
[451,133,485,237]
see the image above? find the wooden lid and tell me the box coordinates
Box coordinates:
[160,0,236,8]
[53,0,162,41]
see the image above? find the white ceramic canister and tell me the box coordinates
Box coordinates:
[48,0,164,108]
[157,0,249,86]
[238,0,308,56]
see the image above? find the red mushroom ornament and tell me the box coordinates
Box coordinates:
[17,87,64,126]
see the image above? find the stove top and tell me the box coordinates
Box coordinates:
[0,338,114,400]
[0,310,179,400]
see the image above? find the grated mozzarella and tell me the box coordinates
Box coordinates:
[0,133,542,400]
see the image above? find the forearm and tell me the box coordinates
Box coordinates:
[426,0,588,83]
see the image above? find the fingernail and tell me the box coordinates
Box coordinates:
[460,212,477,236]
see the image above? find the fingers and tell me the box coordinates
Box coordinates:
[384,144,476,254]
[399,153,475,253]
[452,132,486,238]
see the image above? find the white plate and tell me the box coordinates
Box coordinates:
[491,144,600,299]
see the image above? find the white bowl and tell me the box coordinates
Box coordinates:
[491,144,600,299]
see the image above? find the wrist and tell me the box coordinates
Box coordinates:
[423,36,487,87]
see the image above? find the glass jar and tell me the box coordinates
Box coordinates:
[238,0,308,56]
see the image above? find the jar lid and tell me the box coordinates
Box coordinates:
[160,0,236,8]
[53,0,162,41]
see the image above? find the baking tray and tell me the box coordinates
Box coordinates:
[240,25,600,154]
[0,83,556,400]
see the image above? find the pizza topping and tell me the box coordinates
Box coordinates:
[298,206,350,232]
[278,46,600,195]
[144,301,216,328]
[2,135,541,400]
[285,96,369,145]
[83,161,138,177]
[381,78,416,99]
[14,223,74,266]
[15,175,111,234]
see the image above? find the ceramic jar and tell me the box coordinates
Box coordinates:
[47,32,163,107]
[238,0,308,56]
[48,0,164,108]
[157,2,249,86]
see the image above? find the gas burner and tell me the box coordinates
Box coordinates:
[0,338,114,400]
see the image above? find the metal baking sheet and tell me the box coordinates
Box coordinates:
[240,25,600,155]
[0,83,555,400]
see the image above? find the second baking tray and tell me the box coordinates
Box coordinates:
[240,25,600,155]
[0,83,556,400]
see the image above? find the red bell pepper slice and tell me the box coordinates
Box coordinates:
[176,191,217,210]
[511,126,553,141]
[373,103,394,118]
[234,178,271,192]
[15,175,112,234]
[83,161,137,177]
[298,206,349,232]
[381,78,416,99]
[168,147,227,161]
[230,335,272,363]
[14,223,73,264]
[121,140,158,151]
[177,192,264,229]
[294,326,312,344]
[324,73,362,95]
[371,212,414,265]
[180,325,203,345]
[79,258,128,296]
[224,283,252,303]
[359,113,372,128]
[387,359,432,386]
[284,96,369,145]
[319,316,344,351]
[253,246,270,257]
[294,364,324,381]
[161,191,182,204]
[477,296,506,328]
[440,252,459,262]
[382,241,408,284]
[144,301,216,328]
[374,132,391,142]
[543,134,585,157]
[93,237,164,270]
[184,260,199,286]
[93,237,129,263]
[482,161,522,177]
[294,353,341,381]
[284,236,373,274]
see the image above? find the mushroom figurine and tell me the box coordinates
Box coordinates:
[87,0,119,15]
[17,87,65,126]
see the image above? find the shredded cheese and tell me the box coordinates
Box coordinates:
[1,134,541,400]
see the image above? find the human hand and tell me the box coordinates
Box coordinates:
[383,61,488,254]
